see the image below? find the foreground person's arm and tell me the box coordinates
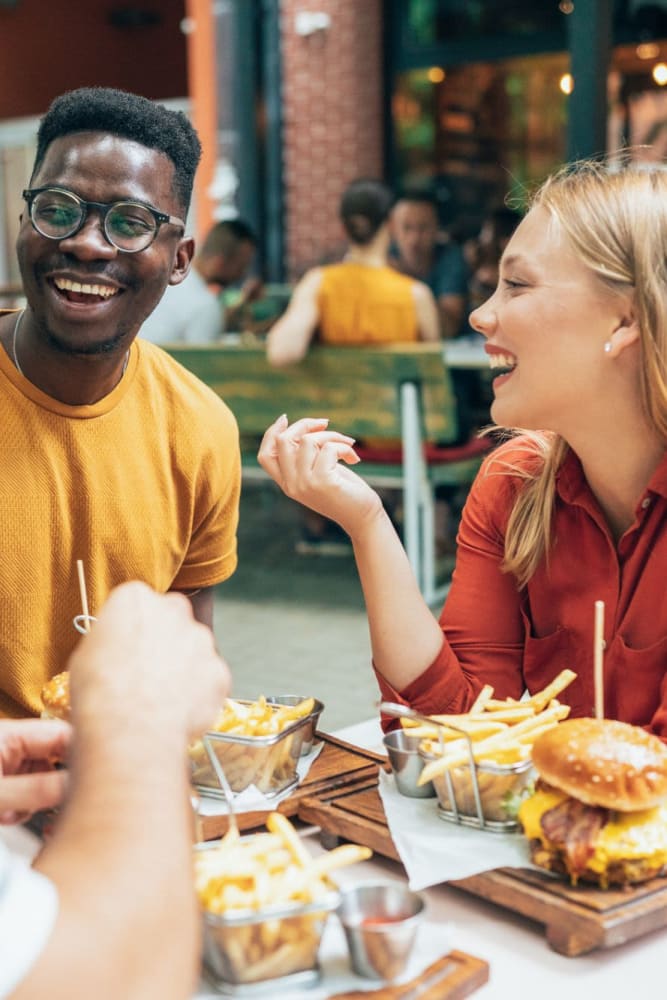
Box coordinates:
[12,583,230,1000]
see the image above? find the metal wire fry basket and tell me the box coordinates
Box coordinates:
[381,702,533,832]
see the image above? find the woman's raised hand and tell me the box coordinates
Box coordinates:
[257,415,384,536]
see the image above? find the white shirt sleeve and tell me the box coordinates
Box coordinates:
[140,270,223,344]
[0,839,58,998]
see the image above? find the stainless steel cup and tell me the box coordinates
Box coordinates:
[337,882,425,980]
[383,729,436,798]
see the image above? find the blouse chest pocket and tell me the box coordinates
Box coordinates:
[604,633,667,728]
[520,614,588,717]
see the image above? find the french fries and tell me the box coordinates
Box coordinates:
[399,671,576,825]
[210,696,315,737]
[189,696,316,795]
[402,669,577,788]
[196,813,372,986]
[196,812,371,914]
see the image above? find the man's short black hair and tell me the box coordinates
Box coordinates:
[31,87,202,214]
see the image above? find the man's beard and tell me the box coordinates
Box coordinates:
[45,328,129,357]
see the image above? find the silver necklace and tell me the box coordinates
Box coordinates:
[12,308,130,384]
[12,308,25,376]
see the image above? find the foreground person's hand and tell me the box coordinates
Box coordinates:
[68,581,230,742]
[258,415,383,535]
[0,718,71,824]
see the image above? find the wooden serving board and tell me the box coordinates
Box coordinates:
[327,950,489,1000]
[297,776,667,957]
[196,732,387,841]
[451,867,667,957]
[299,779,401,863]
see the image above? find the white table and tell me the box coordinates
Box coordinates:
[3,722,658,1000]
[442,335,488,370]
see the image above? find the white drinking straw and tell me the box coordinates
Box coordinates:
[593,600,605,720]
[76,559,92,634]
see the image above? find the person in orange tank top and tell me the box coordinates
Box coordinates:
[266,179,440,553]
[266,178,439,368]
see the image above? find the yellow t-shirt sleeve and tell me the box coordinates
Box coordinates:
[170,403,241,591]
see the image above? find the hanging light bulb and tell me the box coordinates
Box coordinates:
[559,73,574,95]
[653,63,667,86]
[428,67,445,84]
[637,43,660,60]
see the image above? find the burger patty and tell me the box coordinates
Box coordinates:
[528,839,667,888]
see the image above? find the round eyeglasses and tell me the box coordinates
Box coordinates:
[22,186,185,253]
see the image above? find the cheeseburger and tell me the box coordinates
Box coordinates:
[41,670,70,721]
[518,717,667,888]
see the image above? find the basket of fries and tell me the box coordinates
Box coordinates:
[266,695,324,755]
[189,696,316,798]
[383,668,577,832]
[195,812,371,993]
[419,744,534,829]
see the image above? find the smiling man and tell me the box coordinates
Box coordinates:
[0,88,241,718]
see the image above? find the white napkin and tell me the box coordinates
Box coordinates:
[196,743,323,817]
[378,769,533,890]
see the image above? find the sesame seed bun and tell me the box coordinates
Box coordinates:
[531,717,667,812]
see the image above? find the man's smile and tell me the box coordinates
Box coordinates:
[52,276,120,304]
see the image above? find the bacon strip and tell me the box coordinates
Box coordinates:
[541,799,609,874]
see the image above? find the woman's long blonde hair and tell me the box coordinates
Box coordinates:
[496,158,667,587]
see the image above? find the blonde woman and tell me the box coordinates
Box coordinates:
[258,160,667,740]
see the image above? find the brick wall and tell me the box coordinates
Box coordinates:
[280,0,384,279]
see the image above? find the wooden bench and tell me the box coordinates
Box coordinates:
[164,342,490,605]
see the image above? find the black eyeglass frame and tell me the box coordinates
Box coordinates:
[21,186,186,253]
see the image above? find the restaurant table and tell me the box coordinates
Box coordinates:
[2,721,658,1000]
[442,335,488,370]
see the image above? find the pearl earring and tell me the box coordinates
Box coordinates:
[604,341,612,354]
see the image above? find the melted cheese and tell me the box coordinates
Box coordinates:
[518,790,667,871]
[588,805,667,871]
[518,788,567,840]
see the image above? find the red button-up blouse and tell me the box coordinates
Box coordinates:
[376,438,667,740]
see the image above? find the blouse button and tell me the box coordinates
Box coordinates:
[641,497,651,509]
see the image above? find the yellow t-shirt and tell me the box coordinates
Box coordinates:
[317,263,419,344]
[0,335,240,717]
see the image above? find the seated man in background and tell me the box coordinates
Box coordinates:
[0,86,240,718]
[140,217,260,343]
[390,189,468,340]
[0,581,231,1000]
[464,206,522,315]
